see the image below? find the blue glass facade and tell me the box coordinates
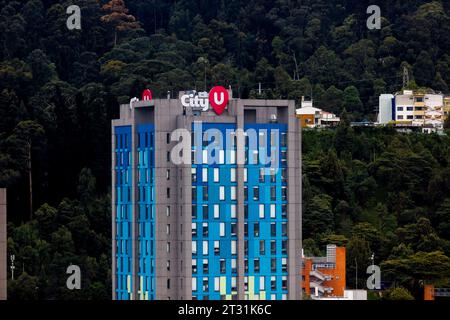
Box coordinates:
[190,122,288,300]
[136,124,156,300]
[244,123,288,300]
[191,123,238,300]
[114,125,156,300]
[114,126,133,300]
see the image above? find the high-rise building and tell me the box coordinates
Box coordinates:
[0,188,6,300]
[111,88,302,300]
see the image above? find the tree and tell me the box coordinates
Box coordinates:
[347,236,371,289]
[382,287,414,300]
[6,120,45,220]
[101,0,141,46]
[304,194,334,238]
[343,86,363,115]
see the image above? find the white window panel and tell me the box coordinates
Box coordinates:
[192,278,197,291]
[203,240,208,255]
[202,168,208,182]
[244,168,247,182]
[260,276,265,290]
[192,241,197,254]
[215,277,220,291]
[231,186,236,200]
[214,204,219,218]
[219,186,225,200]
[219,150,224,164]
[230,168,236,182]
[259,204,265,218]
[214,168,219,182]
[270,204,276,218]
[231,240,237,254]
[230,205,236,218]
[203,149,208,164]
[220,223,225,236]
[230,150,236,164]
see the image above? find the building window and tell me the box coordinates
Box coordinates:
[214,241,220,255]
[231,240,237,255]
[231,186,236,200]
[397,106,403,111]
[230,204,236,218]
[191,168,197,182]
[220,259,226,274]
[270,204,276,218]
[214,204,219,219]
[214,168,219,182]
[244,168,247,182]
[192,278,197,291]
[270,186,276,201]
[244,205,248,219]
[260,240,265,255]
[167,188,170,199]
[282,276,287,290]
[192,187,197,201]
[271,223,276,237]
[203,187,208,201]
[202,205,208,219]
[282,258,287,272]
[230,168,236,182]
[214,277,220,292]
[271,276,276,290]
[260,276,265,290]
[259,168,265,183]
[220,223,225,237]
[271,258,276,272]
[253,186,259,201]
[166,224,170,235]
[271,240,276,254]
[192,241,197,255]
[192,259,197,274]
[231,223,237,236]
[192,223,197,237]
[254,259,260,272]
[281,187,287,201]
[398,115,404,120]
[244,186,248,201]
[254,222,260,237]
[202,223,208,236]
[203,240,208,255]
[282,222,287,236]
[244,223,248,237]
[282,204,287,219]
[166,206,170,217]
[259,204,265,218]
[166,132,171,144]
[203,259,208,273]
[281,132,287,147]
[219,186,225,200]
[192,205,197,219]
[203,277,209,292]
[202,168,208,182]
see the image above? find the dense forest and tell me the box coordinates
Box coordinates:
[0,0,450,299]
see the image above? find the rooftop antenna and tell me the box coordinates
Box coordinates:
[403,66,410,89]
[167,91,170,99]
[258,82,262,95]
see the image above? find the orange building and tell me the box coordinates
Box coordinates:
[302,245,346,298]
